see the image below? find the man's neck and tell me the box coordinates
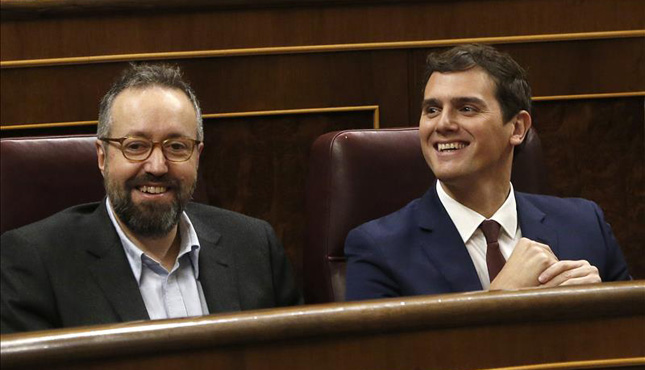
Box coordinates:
[439,178,511,219]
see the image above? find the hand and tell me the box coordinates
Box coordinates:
[489,238,558,290]
[538,260,601,287]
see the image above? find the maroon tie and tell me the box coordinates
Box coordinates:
[480,220,505,282]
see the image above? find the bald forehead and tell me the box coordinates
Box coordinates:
[112,86,195,113]
[109,86,198,138]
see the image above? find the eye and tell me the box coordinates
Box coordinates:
[123,139,151,153]
[460,106,479,115]
[164,140,190,152]
[424,106,441,117]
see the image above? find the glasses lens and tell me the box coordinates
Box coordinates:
[122,138,153,160]
[163,138,194,161]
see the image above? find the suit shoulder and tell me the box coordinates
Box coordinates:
[185,202,270,230]
[1,202,103,239]
[516,192,600,214]
[349,197,423,239]
[1,202,106,261]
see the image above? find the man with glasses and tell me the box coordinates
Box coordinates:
[1,64,302,333]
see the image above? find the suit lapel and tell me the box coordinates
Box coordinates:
[516,193,559,255]
[85,201,149,322]
[189,207,241,313]
[416,187,483,292]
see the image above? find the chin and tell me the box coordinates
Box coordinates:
[430,165,458,181]
[433,170,468,186]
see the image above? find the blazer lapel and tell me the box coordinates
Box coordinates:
[85,201,149,322]
[416,187,483,292]
[516,193,559,255]
[190,209,241,313]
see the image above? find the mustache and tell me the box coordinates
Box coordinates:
[125,174,180,189]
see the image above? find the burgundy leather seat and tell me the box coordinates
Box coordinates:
[0,135,105,234]
[304,127,546,303]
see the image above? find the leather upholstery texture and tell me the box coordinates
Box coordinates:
[1,135,104,234]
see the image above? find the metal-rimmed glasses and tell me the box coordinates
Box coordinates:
[99,136,201,162]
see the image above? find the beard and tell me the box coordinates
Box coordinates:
[104,170,197,238]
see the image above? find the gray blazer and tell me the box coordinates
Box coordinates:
[1,201,302,333]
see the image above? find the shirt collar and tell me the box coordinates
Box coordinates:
[436,181,518,243]
[105,198,202,284]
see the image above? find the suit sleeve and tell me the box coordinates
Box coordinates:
[344,226,400,301]
[591,202,631,281]
[1,231,60,333]
[263,222,303,306]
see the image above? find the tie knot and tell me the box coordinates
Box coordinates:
[480,220,501,243]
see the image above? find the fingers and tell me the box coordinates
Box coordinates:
[515,238,558,260]
[539,260,582,284]
[539,260,601,287]
[490,238,558,290]
[492,237,601,291]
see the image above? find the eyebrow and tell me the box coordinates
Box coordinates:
[453,96,487,107]
[422,98,441,108]
[422,96,488,108]
[121,132,187,139]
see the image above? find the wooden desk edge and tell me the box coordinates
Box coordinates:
[1,281,644,367]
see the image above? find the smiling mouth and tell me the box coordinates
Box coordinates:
[436,142,469,152]
[138,185,168,194]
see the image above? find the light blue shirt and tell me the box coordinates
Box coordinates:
[106,198,209,320]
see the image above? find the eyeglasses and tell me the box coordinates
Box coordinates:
[100,136,201,162]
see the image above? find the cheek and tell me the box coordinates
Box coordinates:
[172,163,199,180]
[105,160,141,183]
[419,118,434,140]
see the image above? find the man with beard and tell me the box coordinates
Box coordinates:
[1,64,302,334]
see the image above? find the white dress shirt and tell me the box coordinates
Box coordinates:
[436,181,522,289]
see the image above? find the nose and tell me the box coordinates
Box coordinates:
[143,144,169,176]
[436,109,458,133]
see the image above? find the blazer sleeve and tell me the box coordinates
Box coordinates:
[263,221,304,306]
[344,226,401,301]
[591,202,631,281]
[1,230,60,334]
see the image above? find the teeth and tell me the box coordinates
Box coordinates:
[437,142,467,151]
[139,186,167,194]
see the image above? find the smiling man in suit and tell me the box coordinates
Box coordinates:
[1,64,302,333]
[345,44,630,300]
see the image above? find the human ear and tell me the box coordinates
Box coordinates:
[95,139,107,177]
[510,110,532,147]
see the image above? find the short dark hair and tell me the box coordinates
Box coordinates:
[422,44,531,123]
[97,63,203,140]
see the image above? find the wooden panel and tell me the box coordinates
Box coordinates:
[2,0,643,60]
[3,37,644,128]
[2,282,643,370]
[200,110,375,280]
[37,318,645,370]
[0,51,409,127]
[532,97,645,280]
[0,124,98,138]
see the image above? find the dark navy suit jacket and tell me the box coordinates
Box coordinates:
[345,185,630,300]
